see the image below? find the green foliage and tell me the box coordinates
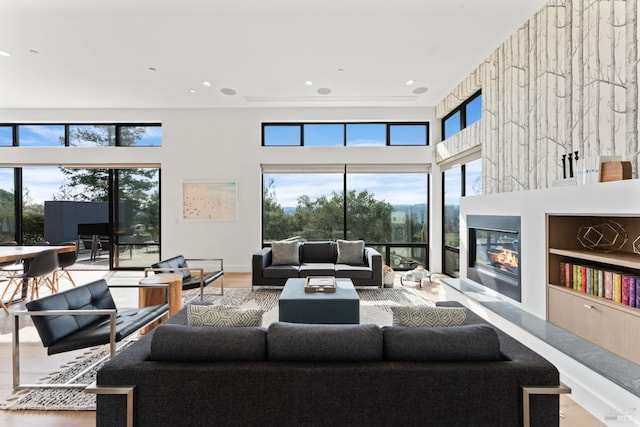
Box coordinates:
[0,188,15,241]
[262,182,395,243]
[22,210,44,244]
[346,190,393,241]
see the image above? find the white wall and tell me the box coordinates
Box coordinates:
[460,179,640,318]
[0,106,441,272]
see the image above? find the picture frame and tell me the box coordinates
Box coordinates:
[182,181,238,221]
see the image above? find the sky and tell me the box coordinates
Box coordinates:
[266,173,428,208]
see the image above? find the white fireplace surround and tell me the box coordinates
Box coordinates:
[459,179,640,319]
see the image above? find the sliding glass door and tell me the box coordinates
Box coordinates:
[113,168,160,268]
[1,165,160,269]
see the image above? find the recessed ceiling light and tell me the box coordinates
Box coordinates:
[148,67,157,72]
[304,80,313,86]
[189,89,196,93]
[0,50,11,57]
[337,68,344,72]
[202,81,212,87]
[29,49,39,55]
[317,88,332,95]
[405,80,415,86]
[220,88,236,96]
[412,87,429,94]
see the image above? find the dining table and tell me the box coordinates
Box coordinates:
[0,245,77,300]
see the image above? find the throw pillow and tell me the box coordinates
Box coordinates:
[187,304,264,327]
[271,240,300,265]
[336,239,365,265]
[391,306,467,327]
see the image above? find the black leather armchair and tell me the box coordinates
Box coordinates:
[12,279,169,390]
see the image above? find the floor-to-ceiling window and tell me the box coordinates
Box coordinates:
[440,90,483,277]
[442,158,483,277]
[262,165,429,270]
[262,121,430,269]
[443,167,462,276]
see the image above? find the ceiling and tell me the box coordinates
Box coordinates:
[0,0,548,109]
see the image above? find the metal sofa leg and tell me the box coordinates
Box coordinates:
[522,383,571,427]
[85,381,135,427]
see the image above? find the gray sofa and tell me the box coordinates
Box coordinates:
[96,302,561,427]
[252,241,383,287]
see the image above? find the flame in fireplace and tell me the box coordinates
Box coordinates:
[490,249,518,268]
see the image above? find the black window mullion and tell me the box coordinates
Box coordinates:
[15,168,23,244]
[343,170,347,239]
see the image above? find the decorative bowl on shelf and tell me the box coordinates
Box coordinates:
[577,220,627,252]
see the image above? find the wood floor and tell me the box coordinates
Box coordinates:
[0,272,604,426]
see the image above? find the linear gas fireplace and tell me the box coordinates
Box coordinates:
[467,215,521,302]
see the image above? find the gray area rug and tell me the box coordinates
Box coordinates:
[0,287,433,411]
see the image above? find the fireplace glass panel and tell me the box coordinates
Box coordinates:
[473,229,519,278]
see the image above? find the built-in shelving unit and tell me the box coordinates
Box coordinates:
[547,215,640,365]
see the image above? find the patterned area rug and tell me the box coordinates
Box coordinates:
[185,286,435,326]
[0,343,131,411]
[0,287,433,411]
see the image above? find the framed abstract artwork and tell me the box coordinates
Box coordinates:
[182,181,238,220]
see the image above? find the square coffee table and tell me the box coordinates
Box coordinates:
[279,278,360,324]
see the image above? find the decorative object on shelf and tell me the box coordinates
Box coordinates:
[577,220,628,252]
[600,161,632,182]
[568,152,574,178]
[633,236,640,255]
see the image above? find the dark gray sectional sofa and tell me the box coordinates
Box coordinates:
[96,302,561,426]
[252,241,383,287]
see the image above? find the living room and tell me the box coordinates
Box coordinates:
[2,0,639,426]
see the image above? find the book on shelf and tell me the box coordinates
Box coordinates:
[554,260,640,310]
[622,275,631,306]
[604,271,613,300]
[613,272,623,303]
[597,269,604,297]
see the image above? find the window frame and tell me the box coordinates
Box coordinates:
[0,123,162,147]
[262,121,430,147]
[261,168,430,270]
[440,90,482,141]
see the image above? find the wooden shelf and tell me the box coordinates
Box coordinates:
[547,215,640,366]
[549,248,640,270]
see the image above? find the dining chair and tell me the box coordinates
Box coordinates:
[0,241,22,279]
[54,241,78,288]
[1,249,59,314]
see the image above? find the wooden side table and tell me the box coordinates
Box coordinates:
[138,273,183,334]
